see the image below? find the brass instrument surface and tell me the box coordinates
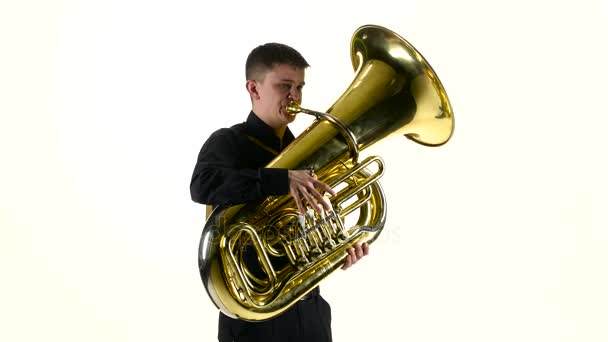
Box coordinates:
[198,24,454,321]
[200,157,386,321]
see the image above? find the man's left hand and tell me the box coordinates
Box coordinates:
[341,242,369,270]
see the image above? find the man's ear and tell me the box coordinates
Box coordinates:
[246,80,260,100]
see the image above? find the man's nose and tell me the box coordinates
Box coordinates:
[289,87,301,102]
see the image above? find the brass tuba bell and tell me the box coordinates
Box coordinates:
[198,24,454,321]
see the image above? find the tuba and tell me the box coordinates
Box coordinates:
[198,24,454,321]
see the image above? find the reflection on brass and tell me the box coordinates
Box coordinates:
[198,24,454,321]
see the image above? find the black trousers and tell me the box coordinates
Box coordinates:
[217,293,332,342]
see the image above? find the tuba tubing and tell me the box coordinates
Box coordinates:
[198,24,454,321]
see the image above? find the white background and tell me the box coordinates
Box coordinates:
[1,0,607,341]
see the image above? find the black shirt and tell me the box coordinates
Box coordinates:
[190,111,296,206]
[190,112,330,341]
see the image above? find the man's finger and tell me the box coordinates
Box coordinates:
[341,255,352,270]
[362,242,370,256]
[300,187,322,214]
[354,243,364,259]
[348,247,357,265]
[306,187,328,212]
[315,180,336,197]
[291,189,306,216]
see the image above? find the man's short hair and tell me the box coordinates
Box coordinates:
[245,43,310,81]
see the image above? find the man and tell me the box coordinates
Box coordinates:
[190,42,368,342]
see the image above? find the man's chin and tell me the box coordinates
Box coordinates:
[280,110,295,123]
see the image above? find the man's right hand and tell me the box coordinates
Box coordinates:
[288,170,336,216]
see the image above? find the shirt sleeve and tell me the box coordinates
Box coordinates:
[190,128,289,206]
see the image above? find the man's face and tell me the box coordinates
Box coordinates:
[251,64,305,127]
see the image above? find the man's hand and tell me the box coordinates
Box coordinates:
[288,170,336,215]
[341,242,369,270]
[288,170,368,270]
